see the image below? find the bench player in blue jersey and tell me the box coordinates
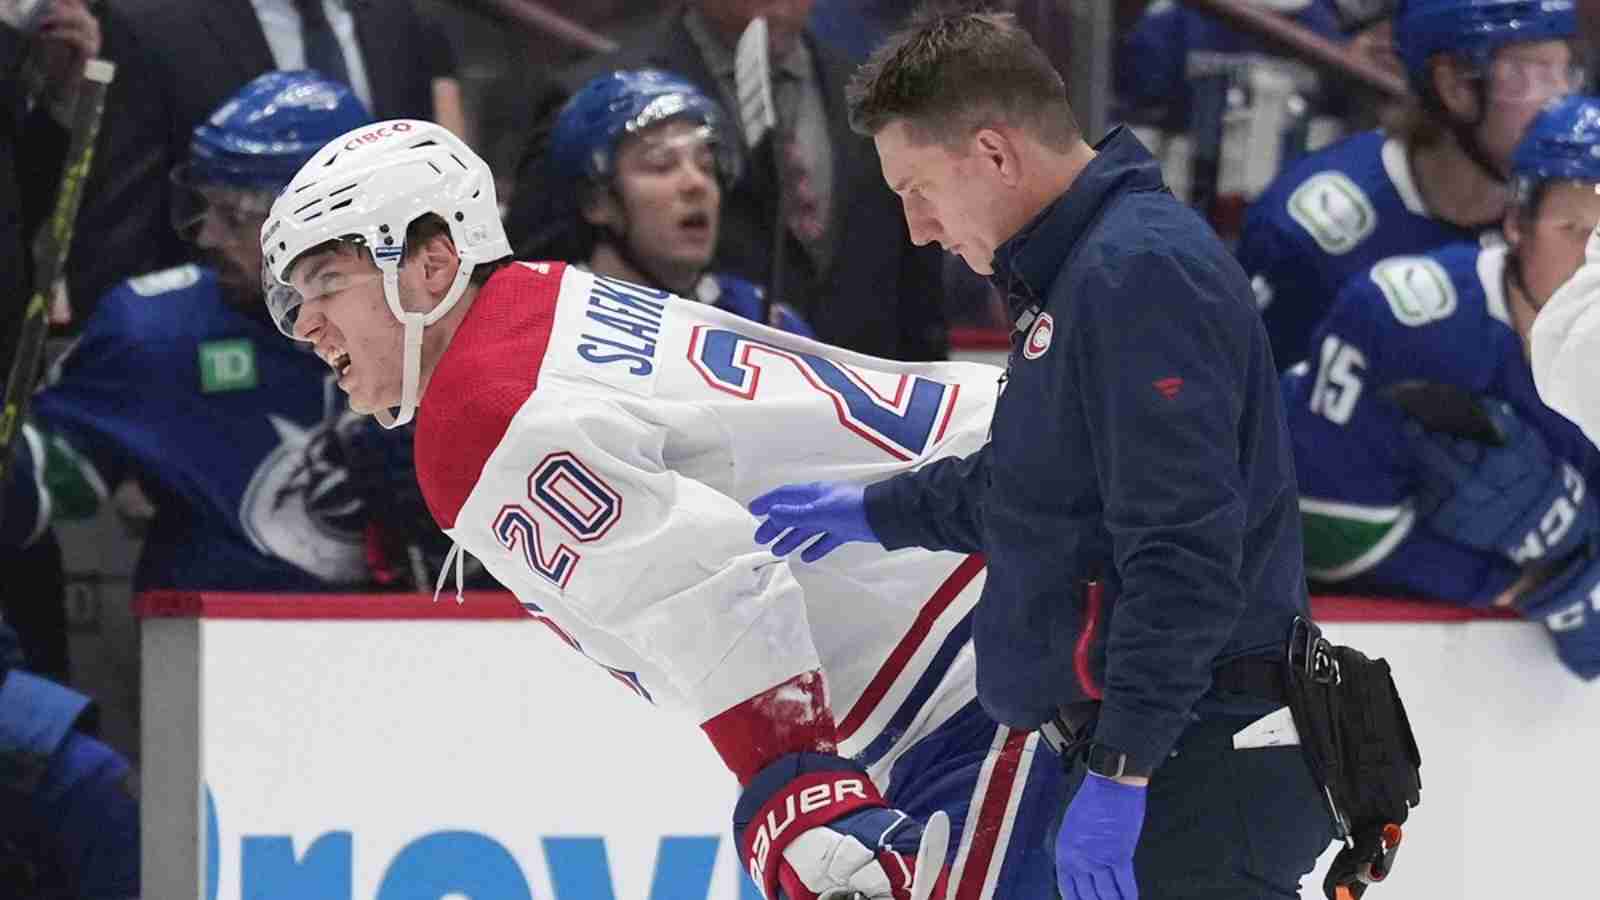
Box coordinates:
[1284,94,1600,680]
[1238,0,1582,369]
[545,69,813,338]
[0,71,405,592]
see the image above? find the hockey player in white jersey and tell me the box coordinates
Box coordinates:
[259,120,1065,900]
[1532,225,1600,446]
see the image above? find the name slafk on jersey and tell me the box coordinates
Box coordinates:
[576,275,667,376]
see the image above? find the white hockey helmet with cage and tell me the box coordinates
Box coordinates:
[260,119,512,427]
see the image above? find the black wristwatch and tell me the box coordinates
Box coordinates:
[1085,743,1152,779]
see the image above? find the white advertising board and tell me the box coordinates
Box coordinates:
[140,592,1600,899]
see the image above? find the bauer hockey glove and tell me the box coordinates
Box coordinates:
[1405,399,1597,566]
[750,482,879,562]
[734,753,950,900]
[1055,772,1146,900]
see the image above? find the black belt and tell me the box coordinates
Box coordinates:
[1211,654,1289,704]
[1041,654,1287,754]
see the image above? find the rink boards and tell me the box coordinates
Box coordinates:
[135,589,1596,900]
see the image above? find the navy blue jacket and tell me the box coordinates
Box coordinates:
[864,128,1310,773]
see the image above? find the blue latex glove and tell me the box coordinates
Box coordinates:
[1056,773,1145,900]
[1406,399,1597,566]
[749,481,879,562]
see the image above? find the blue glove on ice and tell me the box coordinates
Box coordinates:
[750,481,878,562]
[1056,772,1146,900]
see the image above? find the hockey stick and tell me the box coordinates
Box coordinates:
[0,58,116,522]
[908,811,951,900]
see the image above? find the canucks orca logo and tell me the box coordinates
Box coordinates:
[239,376,368,583]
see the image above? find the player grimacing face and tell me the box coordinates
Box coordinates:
[287,244,424,414]
[875,119,1008,276]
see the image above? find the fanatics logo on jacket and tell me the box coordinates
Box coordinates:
[1023,312,1054,360]
[1153,377,1184,400]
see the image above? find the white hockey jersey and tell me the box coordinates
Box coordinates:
[414,262,1001,781]
[1532,228,1600,447]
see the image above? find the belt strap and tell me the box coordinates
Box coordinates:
[1038,656,1287,757]
[1212,655,1288,704]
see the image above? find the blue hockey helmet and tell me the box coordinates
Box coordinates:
[186,70,373,190]
[547,69,740,188]
[1511,94,1600,198]
[1394,0,1578,96]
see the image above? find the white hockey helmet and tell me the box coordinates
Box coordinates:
[260,119,512,427]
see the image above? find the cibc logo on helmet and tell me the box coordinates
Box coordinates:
[343,121,415,152]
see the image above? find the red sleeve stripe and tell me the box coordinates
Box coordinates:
[837,554,986,742]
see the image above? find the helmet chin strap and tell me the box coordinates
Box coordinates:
[372,260,475,430]
[373,312,426,428]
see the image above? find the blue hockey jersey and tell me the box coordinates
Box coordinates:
[1238,130,1497,369]
[1,265,375,591]
[693,271,814,338]
[1116,0,1343,116]
[1283,242,1600,604]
